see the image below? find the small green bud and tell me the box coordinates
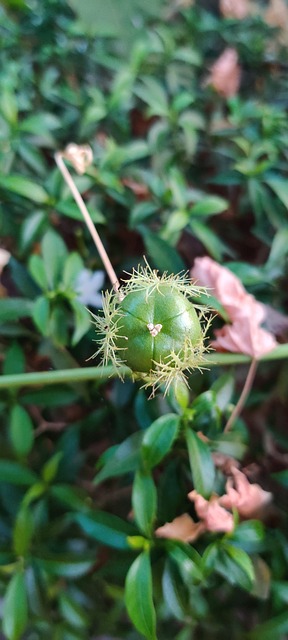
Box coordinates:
[91,261,211,395]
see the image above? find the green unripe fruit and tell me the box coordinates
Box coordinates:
[116,285,202,373]
[92,262,210,394]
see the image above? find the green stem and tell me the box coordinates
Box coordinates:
[0,343,287,390]
[205,343,288,365]
[0,365,131,390]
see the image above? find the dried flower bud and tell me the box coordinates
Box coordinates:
[91,261,211,394]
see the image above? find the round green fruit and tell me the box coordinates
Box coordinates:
[92,261,209,394]
[115,284,202,374]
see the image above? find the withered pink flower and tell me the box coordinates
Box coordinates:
[191,256,264,323]
[188,490,234,533]
[220,0,250,19]
[212,452,240,475]
[206,48,241,98]
[265,0,288,46]
[212,319,278,358]
[219,467,272,518]
[155,513,205,543]
[122,179,149,198]
[0,249,11,275]
[191,256,278,358]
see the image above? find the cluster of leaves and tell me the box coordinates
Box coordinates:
[0,1,288,639]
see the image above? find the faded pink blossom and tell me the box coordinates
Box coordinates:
[191,256,278,358]
[212,319,278,358]
[188,490,234,533]
[265,0,288,45]
[0,249,10,274]
[155,513,205,543]
[212,452,240,475]
[206,48,241,98]
[219,467,272,518]
[191,256,264,323]
[220,0,250,19]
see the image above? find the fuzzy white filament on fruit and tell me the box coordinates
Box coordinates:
[147,323,163,337]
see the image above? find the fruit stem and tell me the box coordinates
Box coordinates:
[55,146,121,296]
[224,357,258,433]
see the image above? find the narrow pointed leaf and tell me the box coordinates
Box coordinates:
[125,551,157,640]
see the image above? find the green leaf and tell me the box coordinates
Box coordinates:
[190,390,221,436]
[94,431,143,485]
[56,200,105,224]
[167,541,203,584]
[42,452,63,483]
[0,174,48,203]
[59,593,89,629]
[248,612,288,640]
[42,230,68,289]
[135,78,168,117]
[189,220,233,261]
[49,305,69,346]
[74,511,137,549]
[0,299,33,323]
[272,470,288,488]
[185,429,215,498]
[0,87,18,125]
[132,470,157,537]
[266,228,288,275]
[3,572,28,640]
[32,296,50,335]
[29,255,48,290]
[229,521,265,553]
[190,196,228,217]
[22,386,79,407]
[13,506,34,556]
[10,404,34,457]
[62,252,83,288]
[3,342,25,376]
[141,228,185,273]
[211,373,235,411]
[68,0,163,40]
[35,554,94,578]
[9,258,40,298]
[141,414,180,470]
[70,299,91,345]
[162,558,190,621]
[130,202,158,228]
[51,484,88,512]
[125,551,157,640]
[266,177,288,209]
[0,461,37,485]
[211,432,247,460]
[217,544,255,591]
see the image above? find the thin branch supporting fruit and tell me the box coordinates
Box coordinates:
[224,357,258,433]
[55,145,122,296]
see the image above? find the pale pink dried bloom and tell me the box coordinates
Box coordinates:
[212,319,278,358]
[191,256,264,323]
[188,490,234,533]
[0,249,11,274]
[191,257,277,358]
[155,513,205,543]
[206,48,241,98]
[212,452,240,475]
[219,467,272,518]
[265,0,288,29]
[220,0,250,19]
[265,0,288,46]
